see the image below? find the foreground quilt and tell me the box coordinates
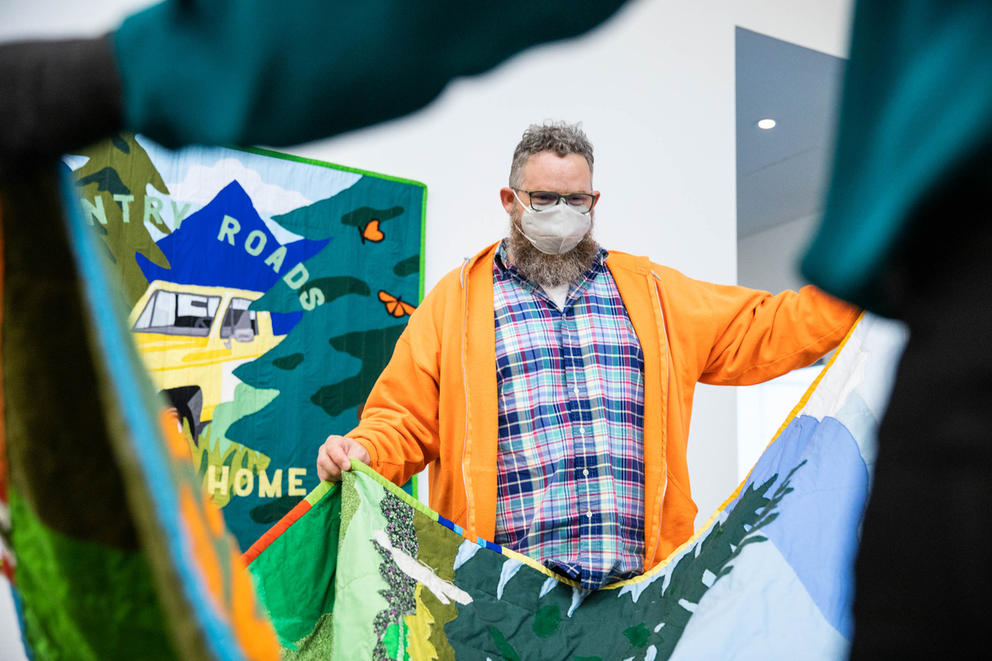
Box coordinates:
[1,168,280,659]
[246,314,906,660]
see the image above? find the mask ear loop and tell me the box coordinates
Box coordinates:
[512,190,529,212]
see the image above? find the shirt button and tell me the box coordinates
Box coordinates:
[586,511,593,519]
[582,468,589,477]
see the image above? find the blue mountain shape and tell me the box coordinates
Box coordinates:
[136,180,330,296]
[729,414,868,638]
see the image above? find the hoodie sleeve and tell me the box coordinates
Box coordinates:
[660,267,860,386]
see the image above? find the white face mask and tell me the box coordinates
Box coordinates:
[514,192,591,255]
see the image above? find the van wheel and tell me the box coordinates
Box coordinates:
[162,386,203,444]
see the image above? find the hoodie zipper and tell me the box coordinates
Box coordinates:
[459,257,475,538]
[648,269,670,565]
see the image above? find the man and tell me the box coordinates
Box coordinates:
[317,121,859,590]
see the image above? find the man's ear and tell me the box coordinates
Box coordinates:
[500,187,518,215]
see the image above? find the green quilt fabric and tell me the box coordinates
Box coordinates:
[253,461,813,659]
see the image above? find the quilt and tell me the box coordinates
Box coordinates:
[245,313,907,660]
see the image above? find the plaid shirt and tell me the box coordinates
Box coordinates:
[492,242,646,590]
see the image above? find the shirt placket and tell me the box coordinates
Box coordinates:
[561,299,600,588]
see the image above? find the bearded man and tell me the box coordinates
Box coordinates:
[317,121,859,590]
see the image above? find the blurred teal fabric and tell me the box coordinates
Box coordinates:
[114,0,626,148]
[802,0,992,314]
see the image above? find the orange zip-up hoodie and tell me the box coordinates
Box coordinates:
[349,243,859,571]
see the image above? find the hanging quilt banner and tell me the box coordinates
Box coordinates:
[68,134,426,550]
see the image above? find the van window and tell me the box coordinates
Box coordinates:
[134,290,221,336]
[220,297,258,339]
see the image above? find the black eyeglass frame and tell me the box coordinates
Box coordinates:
[513,189,599,214]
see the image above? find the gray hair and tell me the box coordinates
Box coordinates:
[508,121,594,188]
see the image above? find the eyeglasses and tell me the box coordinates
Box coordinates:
[514,189,598,214]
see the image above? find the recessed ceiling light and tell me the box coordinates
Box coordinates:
[757,118,777,130]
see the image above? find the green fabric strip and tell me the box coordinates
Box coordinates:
[248,480,341,647]
[9,490,175,660]
[304,480,335,507]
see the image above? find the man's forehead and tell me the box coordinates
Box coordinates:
[521,151,592,188]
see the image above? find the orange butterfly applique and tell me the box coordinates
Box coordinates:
[360,219,385,243]
[378,290,416,317]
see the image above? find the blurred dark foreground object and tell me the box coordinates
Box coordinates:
[0,37,122,180]
[0,0,628,179]
[801,2,992,658]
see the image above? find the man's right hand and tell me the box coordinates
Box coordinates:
[316,435,371,482]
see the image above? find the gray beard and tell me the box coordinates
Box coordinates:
[506,210,599,288]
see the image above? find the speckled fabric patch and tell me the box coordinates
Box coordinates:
[372,493,418,660]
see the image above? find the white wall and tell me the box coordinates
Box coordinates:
[0,0,852,536]
[738,213,818,292]
[733,0,853,496]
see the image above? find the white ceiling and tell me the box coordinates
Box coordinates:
[736,27,846,238]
